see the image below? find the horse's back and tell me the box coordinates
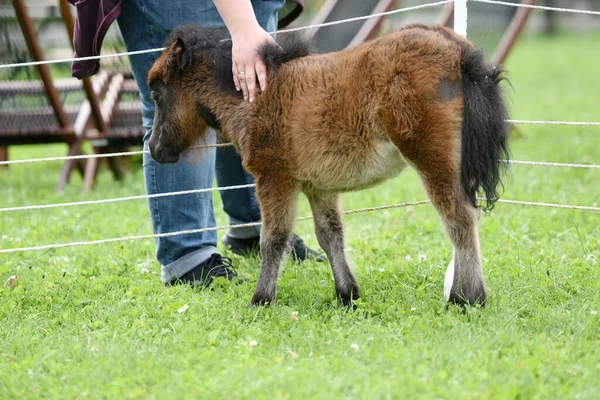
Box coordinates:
[247,24,469,190]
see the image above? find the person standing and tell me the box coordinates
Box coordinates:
[68,0,323,286]
[117,0,324,285]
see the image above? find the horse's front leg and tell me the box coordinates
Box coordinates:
[250,175,299,306]
[306,190,359,306]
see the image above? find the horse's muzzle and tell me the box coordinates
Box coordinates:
[149,142,180,164]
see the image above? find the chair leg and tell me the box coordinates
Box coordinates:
[105,146,126,181]
[82,148,101,193]
[0,147,7,169]
[57,139,86,192]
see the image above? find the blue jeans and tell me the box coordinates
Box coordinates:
[117,0,285,282]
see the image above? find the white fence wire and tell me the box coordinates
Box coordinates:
[506,120,600,126]
[472,0,600,16]
[0,0,453,70]
[0,184,256,213]
[1,159,599,215]
[1,0,597,71]
[1,198,598,254]
[1,119,599,167]
[0,200,431,254]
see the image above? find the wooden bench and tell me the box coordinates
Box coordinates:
[0,0,145,192]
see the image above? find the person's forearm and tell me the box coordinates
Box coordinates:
[212,0,261,37]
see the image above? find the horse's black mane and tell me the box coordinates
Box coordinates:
[164,25,312,94]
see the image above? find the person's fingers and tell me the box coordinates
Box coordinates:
[232,63,241,92]
[237,65,249,101]
[255,57,268,92]
[245,64,257,102]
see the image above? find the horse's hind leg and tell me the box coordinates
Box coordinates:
[251,176,299,306]
[395,136,486,306]
[306,191,360,305]
[439,193,485,306]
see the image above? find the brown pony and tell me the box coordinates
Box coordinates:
[147,24,510,307]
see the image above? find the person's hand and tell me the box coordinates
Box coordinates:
[231,25,276,102]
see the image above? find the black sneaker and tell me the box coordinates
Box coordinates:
[221,233,327,263]
[169,253,240,287]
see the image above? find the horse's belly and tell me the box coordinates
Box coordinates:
[300,139,406,192]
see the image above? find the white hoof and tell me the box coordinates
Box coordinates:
[444,257,455,301]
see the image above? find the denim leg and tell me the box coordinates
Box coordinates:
[117,0,284,282]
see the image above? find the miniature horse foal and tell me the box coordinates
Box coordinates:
[147,24,510,307]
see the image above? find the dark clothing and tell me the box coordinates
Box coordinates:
[67,0,304,79]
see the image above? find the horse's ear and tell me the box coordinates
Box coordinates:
[169,37,191,72]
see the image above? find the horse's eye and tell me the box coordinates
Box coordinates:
[150,91,160,103]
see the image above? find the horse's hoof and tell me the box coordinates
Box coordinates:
[337,283,360,307]
[447,289,487,307]
[250,291,276,306]
[444,257,486,307]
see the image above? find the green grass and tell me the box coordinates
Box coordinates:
[1,32,599,399]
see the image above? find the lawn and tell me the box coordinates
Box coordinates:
[1,32,599,399]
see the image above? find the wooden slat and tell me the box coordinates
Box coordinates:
[0,147,7,169]
[310,0,385,53]
[347,0,398,48]
[82,73,126,192]
[101,73,125,127]
[492,0,538,65]
[57,70,111,192]
[436,2,454,26]
[12,0,72,133]
[0,131,73,145]
[309,0,340,28]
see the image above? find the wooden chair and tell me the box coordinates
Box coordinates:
[0,0,145,192]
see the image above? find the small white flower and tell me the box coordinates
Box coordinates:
[418,254,427,261]
[89,276,96,280]
[378,268,385,273]
[4,275,18,288]
[123,299,131,303]
[405,255,413,263]
[1,234,8,240]
[249,340,258,347]
[410,307,417,312]
[177,304,189,313]
[140,267,150,274]
[350,343,359,351]
[591,311,597,315]
[291,311,298,322]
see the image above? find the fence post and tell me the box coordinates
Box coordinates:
[454,0,468,37]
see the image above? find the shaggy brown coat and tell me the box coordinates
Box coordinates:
[147,24,510,306]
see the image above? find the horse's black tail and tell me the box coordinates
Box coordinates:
[460,47,510,212]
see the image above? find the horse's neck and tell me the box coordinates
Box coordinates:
[207,95,251,150]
